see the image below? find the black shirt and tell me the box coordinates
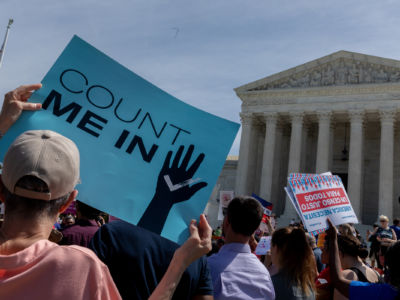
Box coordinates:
[89,220,213,300]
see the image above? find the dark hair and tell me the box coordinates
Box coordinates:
[3,176,70,218]
[272,227,316,296]
[64,215,75,222]
[385,242,400,293]
[393,218,400,226]
[226,196,263,236]
[337,234,368,259]
[76,200,102,219]
[216,239,225,246]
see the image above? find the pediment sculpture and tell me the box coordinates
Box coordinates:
[251,58,400,91]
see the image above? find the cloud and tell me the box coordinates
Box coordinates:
[1,0,400,156]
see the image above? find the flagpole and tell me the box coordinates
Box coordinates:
[0,19,14,68]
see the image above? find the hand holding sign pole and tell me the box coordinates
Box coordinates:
[138,144,207,234]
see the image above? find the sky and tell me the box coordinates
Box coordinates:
[1,0,400,155]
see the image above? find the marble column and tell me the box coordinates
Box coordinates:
[347,110,364,221]
[316,111,332,173]
[283,111,304,218]
[259,112,278,203]
[235,113,258,196]
[378,109,396,220]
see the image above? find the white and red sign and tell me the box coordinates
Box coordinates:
[255,236,272,255]
[218,191,234,220]
[285,173,358,234]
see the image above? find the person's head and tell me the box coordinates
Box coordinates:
[63,215,75,226]
[0,130,80,223]
[385,241,400,288]
[271,227,316,295]
[223,196,263,240]
[338,223,356,237]
[75,200,102,220]
[337,234,368,266]
[379,215,389,228]
[393,218,400,226]
[306,234,317,249]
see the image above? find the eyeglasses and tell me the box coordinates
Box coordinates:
[380,220,387,223]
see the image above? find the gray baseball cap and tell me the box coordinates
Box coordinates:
[2,130,80,200]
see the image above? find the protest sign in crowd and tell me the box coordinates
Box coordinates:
[0,36,400,300]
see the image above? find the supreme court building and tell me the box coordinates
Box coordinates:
[207,50,400,226]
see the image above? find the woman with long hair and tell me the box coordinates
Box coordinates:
[271,227,317,299]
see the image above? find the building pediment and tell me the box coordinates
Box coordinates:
[235,51,400,93]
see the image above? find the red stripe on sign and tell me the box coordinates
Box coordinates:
[296,187,349,213]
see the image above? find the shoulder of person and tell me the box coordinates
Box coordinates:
[53,244,109,271]
[66,244,104,260]
[342,269,358,281]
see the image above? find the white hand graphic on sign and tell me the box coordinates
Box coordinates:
[164,175,201,192]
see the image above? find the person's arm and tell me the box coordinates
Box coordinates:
[249,234,258,253]
[0,84,42,135]
[391,229,397,242]
[148,214,212,300]
[333,270,358,300]
[381,229,397,245]
[368,227,378,242]
[326,219,352,298]
[266,218,274,235]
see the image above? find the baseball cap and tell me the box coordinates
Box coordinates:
[2,130,80,200]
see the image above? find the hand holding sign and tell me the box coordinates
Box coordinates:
[138,145,207,234]
[0,36,239,243]
[0,84,42,134]
[174,214,212,266]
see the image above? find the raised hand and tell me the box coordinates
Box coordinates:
[138,145,208,234]
[0,84,42,134]
[175,214,212,265]
[148,215,211,300]
[156,144,207,204]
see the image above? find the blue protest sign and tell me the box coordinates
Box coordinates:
[0,35,239,243]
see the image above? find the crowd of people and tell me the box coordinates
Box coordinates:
[0,83,400,300]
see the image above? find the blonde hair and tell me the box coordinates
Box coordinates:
[379,215,389,222]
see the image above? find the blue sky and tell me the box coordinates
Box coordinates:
[1,0,400,154]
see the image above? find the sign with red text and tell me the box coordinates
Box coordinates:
[285,173,358,234]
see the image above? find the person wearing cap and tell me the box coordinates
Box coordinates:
[0,84,212,300]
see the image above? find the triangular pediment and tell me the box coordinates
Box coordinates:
[235,50,400,93]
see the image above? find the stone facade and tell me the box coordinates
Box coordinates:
[207,50,400,226]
